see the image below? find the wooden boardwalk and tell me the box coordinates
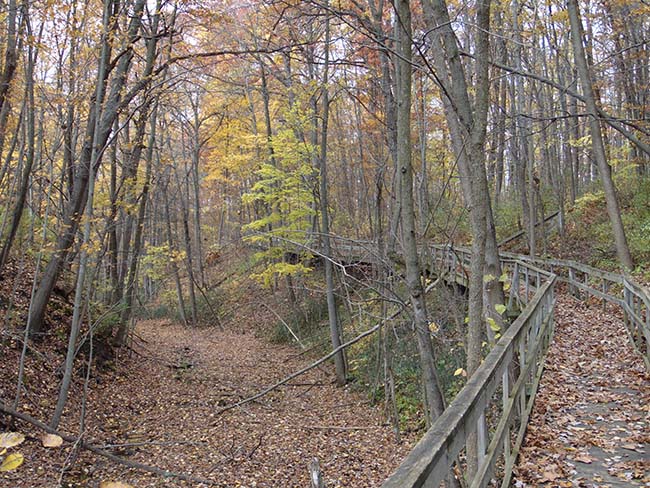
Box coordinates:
[515,294,649,487]
[313,237,649,487]
[381,244,649,487]
[262,234,649,486]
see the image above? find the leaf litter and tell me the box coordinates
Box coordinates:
[1,280,413,487]
[514,293,650,487]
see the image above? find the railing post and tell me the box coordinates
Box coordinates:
[569,268,577,297]
[502,369,511,465]
[525,266,530,302]
[623,285,631,336]
[513,263,521,309]
[634,295,643,349]
[477,412,487,467]
[645,295,650,361]
[518,337,526,415]
[507,264,515,311]
[527,315,535,387]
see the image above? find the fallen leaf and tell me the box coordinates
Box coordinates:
[0,452,24,472]
[542,464,561,481]
[621,443,643,452]
[100,483,134,488]
[41,434,63,448]
[487,317,500,332]
[0,432,25,448]
[574,453,593,464]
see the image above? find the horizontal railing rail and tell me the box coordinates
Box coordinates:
[431,245,649,370]
[384,246,556,487]
[384,243,649,488]
[285,235,648,370]
[268,235,646,484]
[497,251,648,370]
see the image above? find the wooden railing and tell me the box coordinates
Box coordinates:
[383,244,649,488]
[267,235,647,485]
[383,246,557,488]
[303,235,648,371]
[496,251,650,370]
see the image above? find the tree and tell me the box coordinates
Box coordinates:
[567,0,634,269]
[0,4,36,270]
[395,0,446,423]
[317,2,347,386]
[26,0,158,338]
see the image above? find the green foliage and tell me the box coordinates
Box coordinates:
[625,177,650,264]
[242,126,318,287]
[141,244,186,281]
[347,318,467,432]
[568,173,650,269]
[493,199,523,242]
[435,345,467,402]
[94,308,124,336]
[394,364,427,432]
[242,160,315,232]
[493,184,561,245]
[251,261,312,289]
[575,189,606,210]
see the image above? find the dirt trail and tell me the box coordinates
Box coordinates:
[515,295,650,487]
[2,319,411,487]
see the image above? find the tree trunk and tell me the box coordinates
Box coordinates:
[318,3,346,386]
[0,23,36,270]
[421,0,494,477]
[567,0,634,269]
[27,0,148,337]
[116,100,158,345]
[396,0,445,423]
[163,175,188,325]
[0,0,19,157]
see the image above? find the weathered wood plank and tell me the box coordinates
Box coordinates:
[383,277,556,488]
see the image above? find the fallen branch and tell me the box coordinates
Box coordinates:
[215,273,449,415]
[99,439,207,450]
[0,401,215,486]
[190,273,224,330]
[261,302,306,349]
[214,307,404,416]
[497,211,560,247]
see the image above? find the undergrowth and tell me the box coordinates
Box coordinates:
[566,173,650,271]
[267,267,470,434]
[493,169,649,276]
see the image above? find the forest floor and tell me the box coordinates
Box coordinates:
[0,252,413,488]
[514,293,650,487]
[2,240,649,487]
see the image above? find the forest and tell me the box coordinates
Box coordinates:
[0,0,648,486]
